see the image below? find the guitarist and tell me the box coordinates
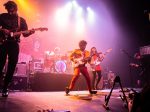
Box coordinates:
[130,52,149,88]
[0,1,35,97]
[89,47,103,90]
[65,40,97,95]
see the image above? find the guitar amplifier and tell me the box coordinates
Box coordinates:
[14,63,27,77]
[140,45,150,55]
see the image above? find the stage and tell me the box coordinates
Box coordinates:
[0,89,133,112]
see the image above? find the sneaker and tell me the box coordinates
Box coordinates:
[89,90,97,94]
[2,89,9,97]
[65,87,70,95]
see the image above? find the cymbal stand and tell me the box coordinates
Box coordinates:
[103,76,128,110]
[27,61,32,91]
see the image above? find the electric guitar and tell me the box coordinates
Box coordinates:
[129,63,139,68]
[90,48,112,69]
[72,56,91,68]
[129,63,145,76]
[0,27,48,44]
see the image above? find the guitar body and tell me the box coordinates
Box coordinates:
[73,57,85,68]
[72,56,91,68]
[0,28,17,43]
[90,48,112,70]
[94,58,101,65]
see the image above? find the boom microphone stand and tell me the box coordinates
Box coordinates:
[121,49,134,88]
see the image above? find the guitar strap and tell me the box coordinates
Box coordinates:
[82,51,86,58]
[16,16,21,42]
[18,16,21,30]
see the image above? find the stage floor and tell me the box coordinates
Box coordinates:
[0,89,138,112]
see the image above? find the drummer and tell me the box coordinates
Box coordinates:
[54,47,61,58]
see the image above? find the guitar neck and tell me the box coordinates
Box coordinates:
[13,28,39,36]
[103,52,108,56]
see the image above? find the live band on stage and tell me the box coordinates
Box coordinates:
[11,48,111,74]
[0,1,149,98]
[7,44,149,91]
[13,47,109,74]
[2,45,115,90]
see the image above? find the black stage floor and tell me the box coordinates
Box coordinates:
[0,89,141,112]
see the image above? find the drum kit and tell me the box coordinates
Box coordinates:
[43,49,72,73]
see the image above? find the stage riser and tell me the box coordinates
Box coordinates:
[31,73,88,91]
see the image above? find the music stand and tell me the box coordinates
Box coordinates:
[103,76,128,110]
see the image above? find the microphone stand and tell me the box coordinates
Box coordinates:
[121,49,134,88]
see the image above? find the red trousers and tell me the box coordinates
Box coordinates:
[69,66,92,91]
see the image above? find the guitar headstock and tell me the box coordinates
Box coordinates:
[106,48,112,53]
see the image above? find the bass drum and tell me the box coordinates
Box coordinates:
[55,60,66,73]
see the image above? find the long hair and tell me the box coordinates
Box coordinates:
[90,47,99,56]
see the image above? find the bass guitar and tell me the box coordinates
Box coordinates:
[0,27,48,44]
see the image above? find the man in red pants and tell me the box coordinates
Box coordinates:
[65,40,97,95]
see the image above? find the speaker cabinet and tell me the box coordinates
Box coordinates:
[10,76,28,91]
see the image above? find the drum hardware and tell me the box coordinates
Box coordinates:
[44,58,55,73]
[43,49,74,73]
[107,71,115,89]
[61,55,68,60]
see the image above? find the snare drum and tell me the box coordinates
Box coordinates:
[55,60,66,73]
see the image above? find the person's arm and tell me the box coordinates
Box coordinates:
[129,63,140,68]
[20,17,35,37]
[0,15,11,38]
[83,50,90,63]
[0,15,5,34]
[69,50,75,62]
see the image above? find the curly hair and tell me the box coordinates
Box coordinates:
[79,40,87,46]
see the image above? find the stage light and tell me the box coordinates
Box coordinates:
[64,2,72,13]
[75,7,83,18]
[55,2,73,28]
[75,18,85,34]
[72,0,78,9]
[16,0,38,21]
[55,8,69,28]
[87,7,95,24]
